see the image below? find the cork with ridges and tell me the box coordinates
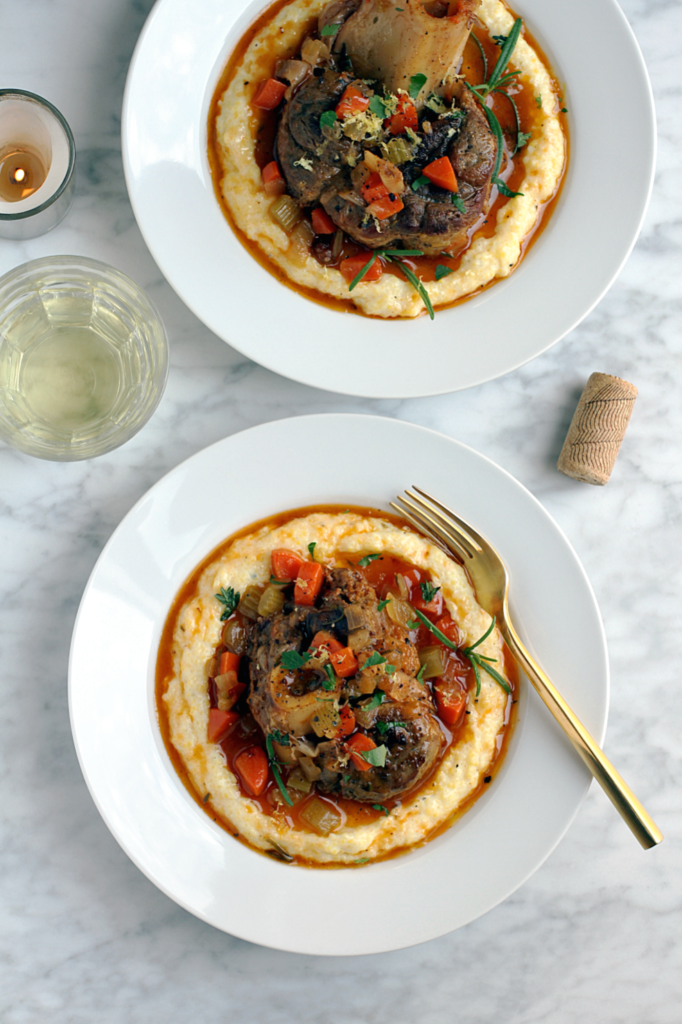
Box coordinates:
[557,373,638,485]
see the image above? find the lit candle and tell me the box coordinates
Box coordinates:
[0,89,75,239]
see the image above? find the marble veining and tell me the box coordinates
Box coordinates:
[1,0,681,1021]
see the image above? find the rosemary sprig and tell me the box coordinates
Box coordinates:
[470,32,488,82]
[412,609,511,697]
[348,247,434,318]
[266,733,294,806]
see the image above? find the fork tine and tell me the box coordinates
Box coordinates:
[411,486,484,553]
[401,491,477,560]
[392,496,472,563]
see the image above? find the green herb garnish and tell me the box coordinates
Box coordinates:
[412,609,511,697]
[202,792,210,804]
[364,652,387,667]
[358,553,381,567]
[348,252,377,291]
[269,575,289,586]
[411,175,430,191]
[271,729,290,746]
[416,664,427,682]
[517,130,532,150]
[372,803,390,816]
[492,33,508,46]
[369,94,387,118]
[281,649,312,671]
[452,194,466,214]
[320,110,338,129]
[346,248,433,318]
[535,95,542,108]
[376,721,405,736]
[420,581,440,603]
[363,692,385,709]
[355,858,369,864]
[215,586,240,621]
[393,260,435,319]
[406,620,420,630]
[385,663,396,675]
[308,541,316,559]
[320,23,340,35]
[266,734,293,806]
[377,598,392,612]
[435,264,454,281]
[408,73,427,100]
[323,664,336,690]
[362,744,388,767]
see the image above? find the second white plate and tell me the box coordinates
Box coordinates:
[69,415,608,955]
[123,0,655,398]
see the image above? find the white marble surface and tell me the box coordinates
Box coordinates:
[1,0,681,1019]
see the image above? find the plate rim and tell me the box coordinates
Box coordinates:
[68,413,609,954]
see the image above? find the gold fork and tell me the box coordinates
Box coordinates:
[391,487,663,850]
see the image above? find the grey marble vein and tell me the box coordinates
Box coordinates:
[1,0,681,1021]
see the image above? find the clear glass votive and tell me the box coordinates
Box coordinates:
[0,256,169,461]
[0,90,76,240]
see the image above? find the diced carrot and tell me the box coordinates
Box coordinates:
[385,95,418,135]
[311,207,336,235]
[218,651,240,675]
[234,746,269,796]
[253,78,287,110]
[360,172,389,205]
[433,679,467,727]
[412,582,443,616]
[422,156,458,192]
[271,548,305,581]
[329,646,359,678]
[294,561,324,606]
[335,86,370,119]
[366,194,404,220]
[346,732,376,771]
[207,708,239,743]
[339,252,383,285]
[434,614,461,647]
[311,630,344,655]
[261,160,286,196]
[336,704,356,738]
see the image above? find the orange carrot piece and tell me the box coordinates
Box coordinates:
[311,207,336,235]
[311,630,344,655]
[385,95,418,135]
[335,86,370,119]
[329,647,359,678]
[253,78,287,110]
[339,252,383,284]
[294,561,324,605]
[261,160,286,196]
[434,680,467,727]
[218,651,240,675]
[422,156,458,192]
[346,732,376,771]
[366,194,404,220]
[271,548,305,581]
[336,704,356,738]
[207,708,239,743]
[234,746,269,796]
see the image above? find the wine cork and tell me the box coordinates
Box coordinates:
[557,373,637,485]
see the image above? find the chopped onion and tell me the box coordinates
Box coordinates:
[238,585,263,620]
[386,137,414,165]
[298,754,322,781]
[205,656,218,678]
[269,194,302,233]
[337,190,365,207]
[258,584,286,618]
[418,644,446,679]
[275,59,311,99]
[287,218,315,267]
[300,797,342,835]
[348,627,371,653]
[354,701,379,729]
[332,228,344,260]
[301,37,330,66]
[287,768,312,793]
[395,573,409,599]
[345,604,368,631]
[385,592,414,627]
[311,701,340,738]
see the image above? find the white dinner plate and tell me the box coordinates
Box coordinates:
[122,0,654,398]
[69,415,608,955]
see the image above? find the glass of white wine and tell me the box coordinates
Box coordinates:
[0,255,168,460]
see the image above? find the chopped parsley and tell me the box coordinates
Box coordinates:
[411,175,430,191]
[369,94,387,118]
[281,649,312,671]
[265,734,293,806]
[363,692,385,709]
[362,744,388,767]
[492,33,508,46]
[452,194,466,214]
[372,803,390,816]
[320,23,340,35]
[320,110,338,129]
[435,264,454,282]
[271,729,290,746]
[308,541,316,559]
[376,721,406,736]
[358,553,381,567]
[214,586,240,621]
[385,663,396,675]
[517,130,532,149]
[408,73,427,101]
[323,664,336,690]
[420,581,440,604]
[535,95,542,108]
[364,652,388,668]
[377,597,392,612]
[416,664,427,683]
[202,792,210,804]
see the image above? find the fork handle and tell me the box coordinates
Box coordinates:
[504,619,663,850]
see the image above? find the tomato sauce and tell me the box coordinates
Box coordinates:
[206,0,568,317]
[155,505,518,867]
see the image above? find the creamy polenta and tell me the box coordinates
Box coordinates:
[213,0,565,317]
[161,511,512,866]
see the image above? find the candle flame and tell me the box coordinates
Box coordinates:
[13,168,26,183]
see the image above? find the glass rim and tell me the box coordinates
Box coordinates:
[0,88,76,222]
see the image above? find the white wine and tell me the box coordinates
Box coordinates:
[20,325,122,431]
[0,256,168,461]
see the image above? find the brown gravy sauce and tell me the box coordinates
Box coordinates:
[207,1,568,317]
[155,504,518,868]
